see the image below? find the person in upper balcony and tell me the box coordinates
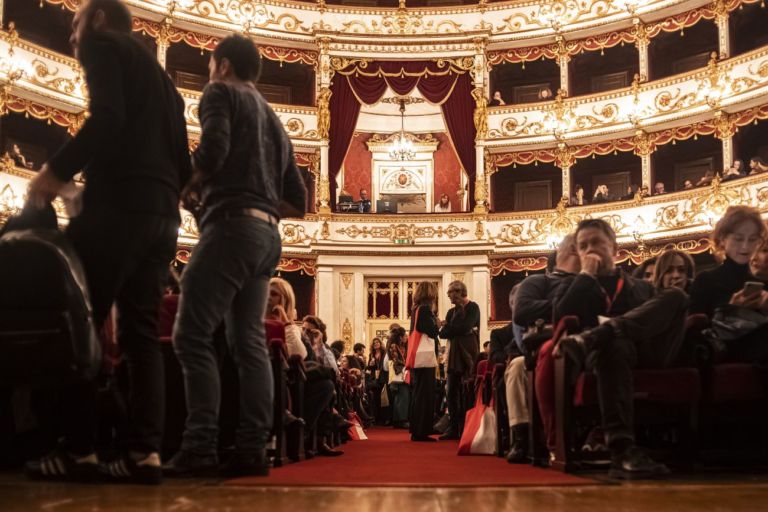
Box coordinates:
[9,144,28,168]
[358,188,371,213]
[621,184,639,201]
[538,87,553,101]
[593,184,610,203]
[654,182,667,195]
[489,91,505,106]
[683,179,694,190]
[749,157,768,175]
[570,184,588,206]
[696,171,714,187]
[723,160,744,181]
[434,193,452,213]
[26,0,192,485]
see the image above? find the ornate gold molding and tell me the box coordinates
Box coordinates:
[341,272,353,289]
[336,223,469,243]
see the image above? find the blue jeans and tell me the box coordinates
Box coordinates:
[173,217,281,455]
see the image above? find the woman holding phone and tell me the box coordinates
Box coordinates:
[689,206,768,363]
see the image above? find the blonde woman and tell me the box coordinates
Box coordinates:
[267,277,307,360]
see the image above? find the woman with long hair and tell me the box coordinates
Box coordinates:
[689,206,768,363]
[366,337,385,423]
[407,281,440,442]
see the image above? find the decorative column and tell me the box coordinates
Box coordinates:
[634,130,655,189]
[0,0,5,27]
[472,37,489,213]
[316,265,335,340]
[316,37,333,214]
[555,36,571,96]
[555,143,575,201]
[713,111,736,171]
[714,0,731,59]
[633,19,650,82]
[472,265,490,346]
[156,22,171,69]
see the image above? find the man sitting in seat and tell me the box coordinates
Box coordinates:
[553,220,692,479]
[503,235,580,463]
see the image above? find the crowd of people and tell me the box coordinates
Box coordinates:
[499,206,768,479]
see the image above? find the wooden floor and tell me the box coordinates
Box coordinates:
[2,473,768,511]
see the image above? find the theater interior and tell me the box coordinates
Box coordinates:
[1,0,768,510]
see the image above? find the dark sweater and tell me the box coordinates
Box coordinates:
[49,32,191,218]
[688,257,758,318]
[193,81,307,226]
[514,269,574,327]
[554,270,654,328]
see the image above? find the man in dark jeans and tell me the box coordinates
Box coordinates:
[553,219,686,479]
[438,281,480,440]
[164,35,306,478]
[26,0,190,484]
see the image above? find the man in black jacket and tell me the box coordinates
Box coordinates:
[27,0,190,484]
[553,219,683,479]
[164,35,306,478]
[504,235,579,463]
[438,280,480,440]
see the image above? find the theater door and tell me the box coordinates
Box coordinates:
[364,278,441,349]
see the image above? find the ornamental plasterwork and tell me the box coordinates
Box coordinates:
[335,223,470,243]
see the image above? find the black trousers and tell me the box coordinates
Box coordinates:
[62,210,178,454]
[304,378,335,433]
[409,367,436,437]
[446,370,466,435]
[592,287,689,448]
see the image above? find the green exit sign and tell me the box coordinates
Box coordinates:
[394,238,413,245]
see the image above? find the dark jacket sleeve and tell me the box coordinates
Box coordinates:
[280,139,307,217]
[553,274,607,326]
[192,82,231,176]
[688,272,714,317]
[514,275,552,327]
[415,306,440,339]
[174,93,193,191]
[439,302,480,338]
[48,35,126,181]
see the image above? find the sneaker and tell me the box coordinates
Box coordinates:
[25,449,99,482]
[163,450,219,478]
[219,451,269,478]
[609,447,670,480]
[100,452,163,485]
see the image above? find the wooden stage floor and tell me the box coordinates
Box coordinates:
[2,472,768,512]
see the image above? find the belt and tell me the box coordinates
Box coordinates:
[217,207,278,225]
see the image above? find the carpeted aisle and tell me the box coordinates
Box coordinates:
[226,428,594,487]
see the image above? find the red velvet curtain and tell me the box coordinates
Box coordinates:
[328,61,476,208]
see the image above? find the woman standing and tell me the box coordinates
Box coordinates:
[407,281,440,442]
[366,338,385,423]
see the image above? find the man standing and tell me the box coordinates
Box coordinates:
[164,34,306,478]
[438,281,480,439]
[26,0,191,484]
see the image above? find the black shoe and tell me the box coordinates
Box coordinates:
[219,451,269,478]
[506,423,530,464]
[609,447,670,480]
[317,442,344,456]
[100,452,163,485]
[25,448,99,482]
[411,435,437,442]
[439,431,460,441]
[163,450,219,478]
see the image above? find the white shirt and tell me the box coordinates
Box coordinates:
[284,324,308,360]
[434,202,452,213]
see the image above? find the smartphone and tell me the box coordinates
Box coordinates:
[743,281,764,297]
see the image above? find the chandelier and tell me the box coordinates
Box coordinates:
[389,99,415,161]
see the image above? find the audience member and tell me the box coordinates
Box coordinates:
[9,144,28,168]
[358,189,371,213]
[26,0,192,484]
[654,182,666,195]
[750,237,768,281]
[439,281,480,440]
[621,184,639,201]
[723,160,744,181]
[489,91,505,106]
[504,235,579,463]
[639,185,650,197]
[689,206,768,364]
[434,194,452,213]
[683,180,694,190]
[570,184,588,206]
[407,281,440,442]
[387,340,409,429]
[303,316,339,373]
[168,33,306,480]
[365,338,385,423]
[749,157,768,175]
[593,185,610,203]
[538,87,553,100]
[632,257,657,283]
[696,171,714,187]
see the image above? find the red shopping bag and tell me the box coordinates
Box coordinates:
[347,412,368,441]
[457,384,497,455]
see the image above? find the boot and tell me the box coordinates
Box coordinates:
[506,423,530,464]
